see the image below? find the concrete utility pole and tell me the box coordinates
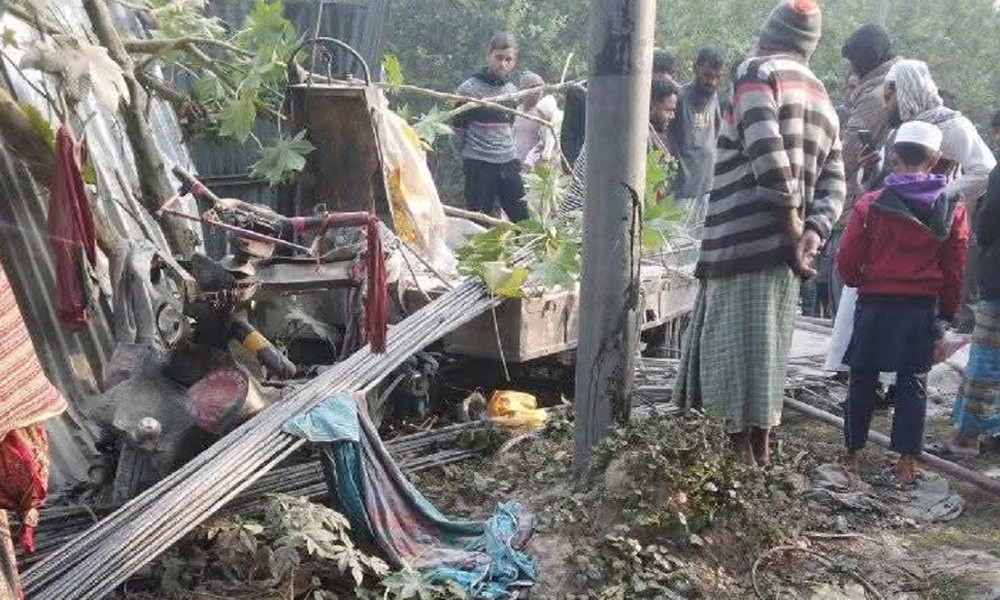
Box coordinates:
[573,0,655,471]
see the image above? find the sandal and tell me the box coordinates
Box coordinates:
[924,441,980,459]
[873,468,917,491]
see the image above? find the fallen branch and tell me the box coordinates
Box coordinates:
[803,532,879,543]
[784,397,1000,498]
[751,544,886,600]
[123,36,253,58]
[135,70,197,111]
[4,3,64,36]
[181,42,285,123]
[442,204,507,228]
[385,80,583,128]
[398,245,432,304]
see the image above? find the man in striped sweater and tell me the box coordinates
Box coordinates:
[676,0,846,464]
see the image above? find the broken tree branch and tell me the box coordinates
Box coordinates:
[82,0,194,257]
[441,205,506,228]
[385,81,579,130]
[135,69,197,113]
[384,79,585,119]
[3,3,64,36]
[181,42,285,123]
[122,36,253,58]
[752,544,886,600]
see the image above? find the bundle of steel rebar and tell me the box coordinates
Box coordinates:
[23,279,499,600]
[21,418,495,568]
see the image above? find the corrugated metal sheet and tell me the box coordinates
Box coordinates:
[0,3,201,490]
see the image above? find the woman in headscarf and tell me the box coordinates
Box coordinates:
[882,59,995,201]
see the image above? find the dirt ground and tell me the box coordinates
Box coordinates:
[414,397,1000,600]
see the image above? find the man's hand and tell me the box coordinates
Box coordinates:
[779,207,805,245]
[857,149,880,168]
[794,229,823,279]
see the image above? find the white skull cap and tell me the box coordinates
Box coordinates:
[894,121,942,153]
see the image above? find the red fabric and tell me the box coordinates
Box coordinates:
[320,212,389,354]
[0,425,50,554]
[47,124,96,331]
[837,189,970,319]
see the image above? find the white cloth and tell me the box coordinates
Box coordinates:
[933,113,996,201]
[885,60,941,122]
[824,287,896,384]
[513,95,563,168]
[884,59,996,201]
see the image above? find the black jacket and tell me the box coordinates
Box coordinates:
[977,165,1000,300]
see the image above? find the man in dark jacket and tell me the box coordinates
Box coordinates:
[837,121,970,486]
[452,32,527,221]
[830,23,898,316]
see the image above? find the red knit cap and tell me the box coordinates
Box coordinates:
[759,0,822,58]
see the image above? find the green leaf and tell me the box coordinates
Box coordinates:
[382,53,404,88]
[245,0,293,44]
[1,28,18,48]
[192,73,225,103]
[411,105,453,148]
[16,102,55,153]
[217,95,257,142]
[495,267,530,298]
[645,149,669,203]
[250,130,315,186]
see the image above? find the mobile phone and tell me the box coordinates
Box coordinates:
[857,129,874,151]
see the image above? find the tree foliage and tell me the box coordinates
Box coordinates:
[455,153,682,298]
[385,0,1000,125]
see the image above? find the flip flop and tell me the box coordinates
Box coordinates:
[873,468,917,491]
[924,441,980,459]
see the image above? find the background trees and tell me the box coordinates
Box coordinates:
[386,0,1000,123]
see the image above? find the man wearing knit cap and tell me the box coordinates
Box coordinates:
[837,121,969,487]
[676,0,846,465]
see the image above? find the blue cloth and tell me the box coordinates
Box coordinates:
[284,393,536,599]
[953,299,1000,437]
[283,393,359,443]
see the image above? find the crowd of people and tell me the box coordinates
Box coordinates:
[450,0,1000,489]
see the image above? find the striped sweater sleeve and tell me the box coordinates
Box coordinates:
[734,69,798,208]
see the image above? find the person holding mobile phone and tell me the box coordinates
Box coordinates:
[833,23,899,318]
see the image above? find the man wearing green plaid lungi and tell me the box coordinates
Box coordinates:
[675,0,845,464]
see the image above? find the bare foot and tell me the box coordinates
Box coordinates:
[894,455,918,484]
[730,431,758,467]
[750,427,771,464]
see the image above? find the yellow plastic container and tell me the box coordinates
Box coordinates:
[487,391,547,429]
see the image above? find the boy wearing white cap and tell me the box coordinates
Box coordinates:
[836,121,970,488]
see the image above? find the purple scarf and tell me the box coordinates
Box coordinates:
[885,172,947,208]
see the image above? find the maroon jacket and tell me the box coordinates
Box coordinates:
[837,185,970,319]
